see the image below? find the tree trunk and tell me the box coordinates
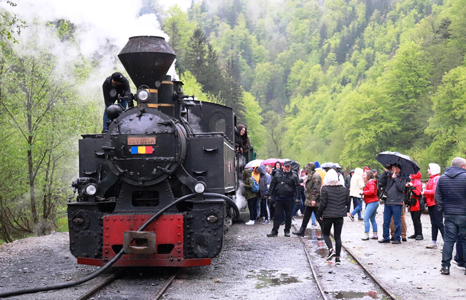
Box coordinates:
[27,86,39,223]
[0,195,13,243]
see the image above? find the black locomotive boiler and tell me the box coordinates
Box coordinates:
[69,36,240,267]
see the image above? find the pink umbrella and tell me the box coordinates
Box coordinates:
[260,158,286,167]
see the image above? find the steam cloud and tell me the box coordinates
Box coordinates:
[0,0,184,102]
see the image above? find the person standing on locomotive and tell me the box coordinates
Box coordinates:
[102,72,131,131]
[236,124,251,163]
[272,161,282,177]
[266,161,300,237]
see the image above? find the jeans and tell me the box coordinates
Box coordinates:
[442,214,466,268]
[390,206,407,238]
[383,205,402,241]
[322,217,344,257]
[454,234,465,266]
[292,197,305,216]
[272,200,294,234]
[364,201,379,233]
[428,205,445,242]
[351,197,363,219]
[260,197,269,220]
[256,198,261,219]
[293,187,306,216]
[103,99,127,130]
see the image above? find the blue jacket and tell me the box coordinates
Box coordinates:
[435,166,466,215]
[258,165,271,199]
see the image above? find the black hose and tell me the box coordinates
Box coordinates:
[0,192,234,298]
[203,193,241,221]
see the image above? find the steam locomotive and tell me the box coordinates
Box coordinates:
[68,36,241,267]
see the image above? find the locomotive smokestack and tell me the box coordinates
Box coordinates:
[118,36,176,89]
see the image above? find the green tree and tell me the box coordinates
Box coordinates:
[425,65,466,168]
[0,23,95,237]
[163,5,196,73]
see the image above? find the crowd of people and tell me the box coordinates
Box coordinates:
[241,157,466,274]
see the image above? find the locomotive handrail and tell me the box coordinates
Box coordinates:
[0,193,238,298]
[193,132,233,145]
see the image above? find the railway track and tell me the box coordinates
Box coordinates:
[75,267,181,300]
[293,223,396,300]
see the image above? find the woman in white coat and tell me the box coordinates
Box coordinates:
[348,167,365,221]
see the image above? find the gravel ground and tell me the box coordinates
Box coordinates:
[0,204,464,300]
[336,203,466,299]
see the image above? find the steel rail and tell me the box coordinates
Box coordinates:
[339,241,397,300]
[152,268,181,300]
[292,223,396,300]
[75,268,124,300]
[296,234,328,300]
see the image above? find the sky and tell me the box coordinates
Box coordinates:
[0,0,196,93]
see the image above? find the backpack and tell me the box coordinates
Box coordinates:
[404,186,417,206]
[418,194,427,211]
[251,177,260,193]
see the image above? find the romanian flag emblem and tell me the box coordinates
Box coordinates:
[130,146,153,154]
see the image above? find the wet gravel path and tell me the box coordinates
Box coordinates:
[0,206,464,299]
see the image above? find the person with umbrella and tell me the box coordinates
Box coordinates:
[378,163,408,244]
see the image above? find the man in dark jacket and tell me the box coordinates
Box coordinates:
[378,164,407,244]
[102,72,131,131]
[435,157,466,275]
[267,161,300,237]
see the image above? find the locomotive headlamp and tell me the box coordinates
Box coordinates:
[84,184,97,196]
[194,182,206,194]
[206,214,218,223]
[137,90,149,102]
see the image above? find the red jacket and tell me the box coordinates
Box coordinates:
[362,180,378,204]
[409,172,423,211]
[424,174,440,207]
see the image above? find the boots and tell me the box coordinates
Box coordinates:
[292,227,305,237]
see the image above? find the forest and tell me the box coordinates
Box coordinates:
[1,0,465,241]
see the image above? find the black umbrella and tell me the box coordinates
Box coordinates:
[376,151,420,175]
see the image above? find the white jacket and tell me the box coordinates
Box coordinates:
[349,167,364,197]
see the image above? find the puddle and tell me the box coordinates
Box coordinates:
[334,290,378,299]
[315,247,328,258]
[303,229,323,243]
[246,269,300,289]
